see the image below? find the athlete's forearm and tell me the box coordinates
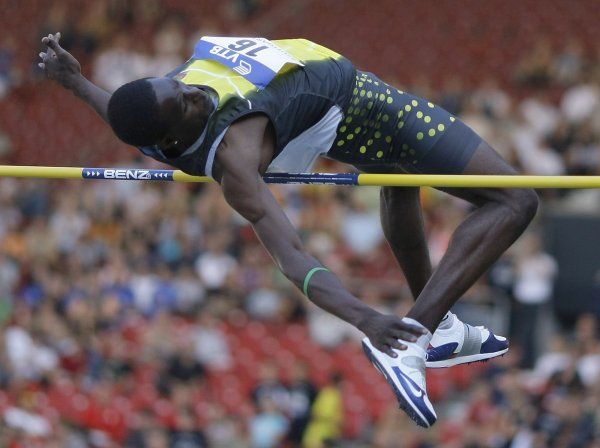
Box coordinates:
[221,169,381,330]
[220,154,425,355]
[253,221,380,331]
[65,74,111,123]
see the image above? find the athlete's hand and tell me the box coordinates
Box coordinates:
[359,312,427,358]
[38,32,82,89]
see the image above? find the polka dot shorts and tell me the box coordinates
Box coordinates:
[328,71,481,174]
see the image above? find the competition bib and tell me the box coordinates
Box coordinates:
[193,36,304,89]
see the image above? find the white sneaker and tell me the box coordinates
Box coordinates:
[362,337,437,428]
[426,313,509,368]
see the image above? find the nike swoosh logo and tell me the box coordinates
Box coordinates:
[392,366,425,398]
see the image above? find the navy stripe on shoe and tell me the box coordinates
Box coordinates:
[392,367,436,426]
[481,333,508,353]
[425,342,458,362]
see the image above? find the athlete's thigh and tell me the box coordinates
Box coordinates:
[435,140,523,207]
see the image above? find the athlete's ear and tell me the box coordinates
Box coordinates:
[158,135,179,151]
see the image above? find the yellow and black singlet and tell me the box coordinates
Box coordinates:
[139,36,481,177]
[139,37,356,177]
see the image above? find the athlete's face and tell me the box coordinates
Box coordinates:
[148,77,215,150]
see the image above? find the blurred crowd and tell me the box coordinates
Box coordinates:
[0,0,599,447]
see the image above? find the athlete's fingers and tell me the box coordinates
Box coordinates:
[393,331,419,343]
[380,344,398,358]
[393,331,417,343]
[387,338,407,352]
[41,36,53,50]
[394,321,428,336]
[44,33,62,52]
[392,322,424,342]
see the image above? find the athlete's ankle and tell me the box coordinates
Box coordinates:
[402,317,432,351]
[436,312,457,331]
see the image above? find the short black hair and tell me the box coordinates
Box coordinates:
[107,78,171,147]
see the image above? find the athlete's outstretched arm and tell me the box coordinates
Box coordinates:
[39,33,110,122]
[216,116,426,356]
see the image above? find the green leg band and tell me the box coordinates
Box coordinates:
[302,267,330,298]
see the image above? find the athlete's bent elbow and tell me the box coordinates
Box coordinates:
[235,202,266,224]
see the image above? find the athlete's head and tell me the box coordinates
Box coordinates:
[107,77,214,151]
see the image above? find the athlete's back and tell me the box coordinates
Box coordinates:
[139,37,356,176]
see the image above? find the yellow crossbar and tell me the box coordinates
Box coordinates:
[0,165,599,188]
[356,173,600,189]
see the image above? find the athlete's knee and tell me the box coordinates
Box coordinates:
[502,188,539,228]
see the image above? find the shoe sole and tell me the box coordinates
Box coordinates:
[425,347,508,368]
[361,340,435,428]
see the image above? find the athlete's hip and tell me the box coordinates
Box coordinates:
[327,71,480,174]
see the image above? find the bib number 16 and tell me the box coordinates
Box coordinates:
[227,39,268,57]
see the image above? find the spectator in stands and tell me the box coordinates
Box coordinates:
[145,427,171,448]
[249,397,289,448]
[513,232,558,367]
[340,193,383,256]
[438,76,466,115]
[553,39,586,86]
[205,405,249,448]
[472,77,512,121]
[151,17,186,76]
[4,323,59,380]
[0,126,12,162]
[163,340,206,384]
[3,396,52,440]
[244,275,285,321]
[515,39,555,87]
[125,409,159,448]
[303,373,344,448]
[251,361,289,413]
[286,361,318,446]
[204,404,249,448]
[561,71,600,125]
[0,38,17,100]
[169,407,208,447]
[191,309,232,370]
[93,33,150,92]
[195,230,237,293]
[565,121,600,175]
[38,3,77,54]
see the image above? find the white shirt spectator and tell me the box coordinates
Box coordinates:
[245,288,284,320]
[93,35,151,92]
[308,307,363,348]
[512,126,565,175]
[50,207,89,253]
[0,254,19,298]
[4,406,52,437]
[195,250,237,290]
[192,325,232,370]
[519,97,560,138]
[5,326,58,379]
[577,353,600,387]
[561,83,600,124]
[130,272,159,313]
[174,271,206,311]
[514,250,558,305]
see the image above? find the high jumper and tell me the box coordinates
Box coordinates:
[39,32,536,427]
